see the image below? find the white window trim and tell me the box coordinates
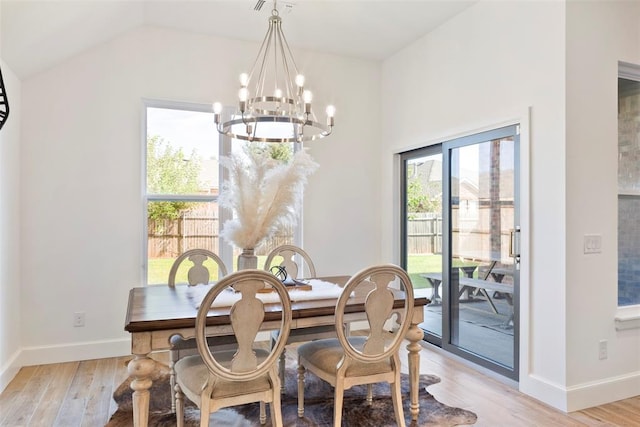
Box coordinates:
[141,98,225,282]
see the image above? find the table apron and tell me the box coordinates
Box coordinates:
[133,320,298,353]
[131,310,424,355]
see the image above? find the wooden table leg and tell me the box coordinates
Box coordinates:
[406,321,424,421]
[128,352,155,427]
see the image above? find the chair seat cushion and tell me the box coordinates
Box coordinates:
[298,336,392,378]
[175,349,272,401]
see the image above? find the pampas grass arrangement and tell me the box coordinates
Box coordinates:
[218,145,319,251]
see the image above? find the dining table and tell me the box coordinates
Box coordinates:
[124,275,430,427]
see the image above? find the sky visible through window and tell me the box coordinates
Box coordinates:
[147,107,217,161]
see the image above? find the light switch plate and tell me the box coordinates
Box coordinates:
[584,234,602,254]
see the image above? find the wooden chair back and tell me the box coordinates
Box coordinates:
[335,264,414,364]
[168,249,228,288]
[195,269,292,382]
[264,245,316,279]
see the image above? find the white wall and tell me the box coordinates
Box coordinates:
[17,26,380,364]
[565,0,640,411]
[381,0,639,412]
[0,60,22,391]
[382,0,567,407]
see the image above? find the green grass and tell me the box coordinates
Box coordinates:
[149,253,477,290]
[407,254,480,289]
[407,254,442,289]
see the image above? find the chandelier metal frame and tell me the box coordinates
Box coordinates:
[213,3,334,143]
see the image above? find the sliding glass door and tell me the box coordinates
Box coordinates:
[401,125,520,380]
[401,146,444,339]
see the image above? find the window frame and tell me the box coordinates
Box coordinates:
[617,61,640,312]
[142,99,304,284]
[142,98,224,284]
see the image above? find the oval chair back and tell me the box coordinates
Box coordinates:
[335,264,414,364]
[296,264,414,427]
[174,269,292,426]
[168,248,228,288]
[264,244,316,280]
[196,270,292,380]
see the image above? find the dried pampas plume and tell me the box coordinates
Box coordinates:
[218,146,319,250]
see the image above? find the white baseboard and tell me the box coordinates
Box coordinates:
[18,338,131,368]
[0,349,21,393]
[520,373,568,411]
[499,367,640,412]
[566,371,640,411]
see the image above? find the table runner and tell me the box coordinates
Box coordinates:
[188,279,347,308]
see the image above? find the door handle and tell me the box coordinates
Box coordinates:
[509,226,521,269]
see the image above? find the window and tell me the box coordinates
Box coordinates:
[618,62,640,306]
[143,100,301,284]
[144,100,222,284]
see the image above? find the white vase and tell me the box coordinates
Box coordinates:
[238,248,258,270]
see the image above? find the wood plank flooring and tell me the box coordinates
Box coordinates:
[1,344,638,426]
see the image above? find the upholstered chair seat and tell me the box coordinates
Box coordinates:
[297,337,393,379]
[175,349,271,401]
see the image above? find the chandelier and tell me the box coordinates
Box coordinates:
[213,2,335,143]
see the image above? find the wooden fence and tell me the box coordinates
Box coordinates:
[150,214,439,258]
[407,213,442,254]
[149,211,515,259]
[148,215,293,258]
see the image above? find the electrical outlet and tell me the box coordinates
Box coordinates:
[73,312,85,327]
[598,339,608,360]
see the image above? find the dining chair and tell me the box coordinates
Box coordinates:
[296,264,415,427]
[264,244,316,280]
[174,269,292,427]
[264,244,335,392]
[168,248,228,288]
[167,248,234,413]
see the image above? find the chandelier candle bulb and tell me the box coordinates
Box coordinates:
[238,87,248,102]
[326,105,335,126]
[238,87,248,112]
[303,90,312,114]
[213,102,222,124]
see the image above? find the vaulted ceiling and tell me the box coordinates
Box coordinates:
[1,0,475,80]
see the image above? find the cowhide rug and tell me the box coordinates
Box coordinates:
[107,356,477,426]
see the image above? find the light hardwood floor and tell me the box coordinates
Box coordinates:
[1,343,638,426]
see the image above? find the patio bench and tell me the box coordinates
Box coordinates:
[420,272,513,314]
